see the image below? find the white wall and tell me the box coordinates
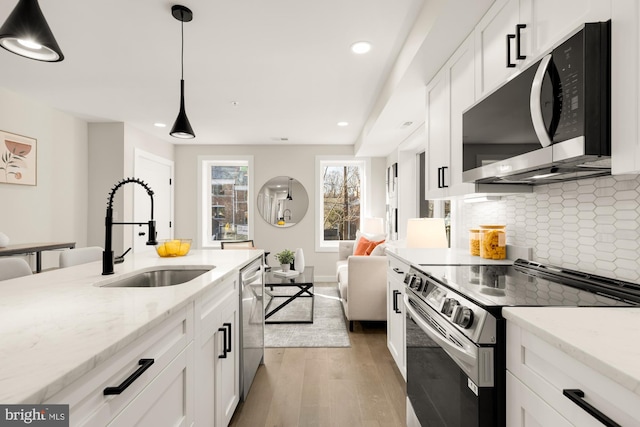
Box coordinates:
[0,88,88,270]
[174,144,386,280]
[87,123,174,254]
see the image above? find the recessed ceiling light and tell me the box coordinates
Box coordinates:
[351,41,372,54]
[154,122,167,128]
[337,121,349,127]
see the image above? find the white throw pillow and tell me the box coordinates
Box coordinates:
[369,242,386,256]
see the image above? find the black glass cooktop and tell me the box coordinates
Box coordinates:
[418,260,640,309]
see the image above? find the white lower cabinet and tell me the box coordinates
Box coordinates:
[46,306,195,426]
[387,255,408,380]
[46,270,242,427]
[195,273,240,427]
[507,321,640,427]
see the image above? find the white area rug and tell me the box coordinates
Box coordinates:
[264,285,351,348]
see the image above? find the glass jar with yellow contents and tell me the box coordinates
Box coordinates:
[469,228,481,256]
[479,225,507,260]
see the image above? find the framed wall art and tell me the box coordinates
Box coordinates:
[0,130,37,186]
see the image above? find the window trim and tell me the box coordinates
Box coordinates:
[315,156,370,252]
[197,155,254,249]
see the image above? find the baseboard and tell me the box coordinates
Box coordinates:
[315,275,336,283]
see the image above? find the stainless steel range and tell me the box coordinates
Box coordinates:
[404,259,640,427]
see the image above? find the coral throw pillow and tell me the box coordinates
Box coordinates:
[354,237,385,256]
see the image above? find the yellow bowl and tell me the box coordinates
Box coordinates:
[156,239,192,257]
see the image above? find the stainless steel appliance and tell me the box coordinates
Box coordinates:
[462,21,611,185]
[239,257,264,401]
[404,259,640,427]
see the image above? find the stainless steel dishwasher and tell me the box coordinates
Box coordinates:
[239,257,264,401]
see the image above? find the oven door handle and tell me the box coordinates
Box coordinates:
[404,295,477,369]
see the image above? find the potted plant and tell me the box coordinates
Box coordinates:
[275,249,295,271]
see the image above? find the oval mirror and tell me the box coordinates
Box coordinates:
[257,176,308,228]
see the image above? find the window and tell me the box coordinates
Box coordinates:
[316,157,369,251]
[198,156,254,248]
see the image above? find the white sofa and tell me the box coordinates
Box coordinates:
[336,240,387,331]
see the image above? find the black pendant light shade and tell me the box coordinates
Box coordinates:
[170,79,195,138]
[0,0,63,62]
[287,178,293,200]
[170,5,195,139]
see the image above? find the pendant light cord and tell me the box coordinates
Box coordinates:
[180,12,184,80]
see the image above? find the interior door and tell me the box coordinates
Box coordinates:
[134,150,174,253]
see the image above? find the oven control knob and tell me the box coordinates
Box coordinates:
[441,298,459,317]
[412,276,422,290]
[452,306,474,329]
[404,273,412,285]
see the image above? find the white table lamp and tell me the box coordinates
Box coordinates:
[362,217,385,235]
[406,218,448,248]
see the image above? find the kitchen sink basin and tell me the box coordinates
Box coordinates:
[99,267,214,288]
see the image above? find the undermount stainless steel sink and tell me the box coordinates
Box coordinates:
[100,267,214,288]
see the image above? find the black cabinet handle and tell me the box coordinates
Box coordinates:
[516,24,526,60]
[563,389,621,427]
[393,290,402,314]
[441,166,448,188]
[223,322,232,353]
[506,34,516,68]
[392,267,404,275]
[437,167,442,188]
[103,359,155,395]
[218,327,228,359]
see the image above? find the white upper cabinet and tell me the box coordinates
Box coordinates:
[475,0,611,100]
[448,35,476,191]
[612,0,640,174]
[474,0,521,99]
[425,69,450,196]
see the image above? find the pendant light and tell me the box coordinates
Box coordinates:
[0,0,63,62]
[286,178,293,201]
[170,5,195,139]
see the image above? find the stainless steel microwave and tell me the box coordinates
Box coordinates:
[462,21,611,185]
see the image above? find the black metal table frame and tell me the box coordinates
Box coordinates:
[264,281,314,324]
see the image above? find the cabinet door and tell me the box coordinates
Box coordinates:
[195,275,239,427]
[507,371,573,427]
[474,0,520,98]
[448,34,476,189]
[519,0,611,61]
[387,257,408,379]
[216,292,240,427]
[425,69,450,194]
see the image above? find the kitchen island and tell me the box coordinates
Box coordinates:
[0,249,262,406]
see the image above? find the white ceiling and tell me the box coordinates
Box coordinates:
[0,0,427,154]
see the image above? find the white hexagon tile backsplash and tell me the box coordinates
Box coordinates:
[459,174,640,282]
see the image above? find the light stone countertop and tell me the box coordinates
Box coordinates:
[385,247,516,266]
[0,249,262,404]
[503,307,640,397]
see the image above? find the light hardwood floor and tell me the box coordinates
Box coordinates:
[230,318,406,427]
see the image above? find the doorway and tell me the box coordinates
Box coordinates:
[133,149,174,253]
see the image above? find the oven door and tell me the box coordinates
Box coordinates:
[404,293,496,427]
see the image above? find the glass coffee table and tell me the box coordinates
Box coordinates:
[264,266,314,324]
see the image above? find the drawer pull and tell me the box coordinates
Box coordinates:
[103,359,155,395]
[563,389,621,427]
[392,267,404,275]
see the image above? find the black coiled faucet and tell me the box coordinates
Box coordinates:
[103,177,158,275]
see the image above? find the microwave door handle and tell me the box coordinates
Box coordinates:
[404,295,477,369]
[530,54,554,148]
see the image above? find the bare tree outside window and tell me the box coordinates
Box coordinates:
[322,165,361,241]
[210,165,249,241]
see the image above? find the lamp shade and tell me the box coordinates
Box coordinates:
[362,217,384,235]
[170,79,195,139]
[406,218,448,248]
[0,0,63,62]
